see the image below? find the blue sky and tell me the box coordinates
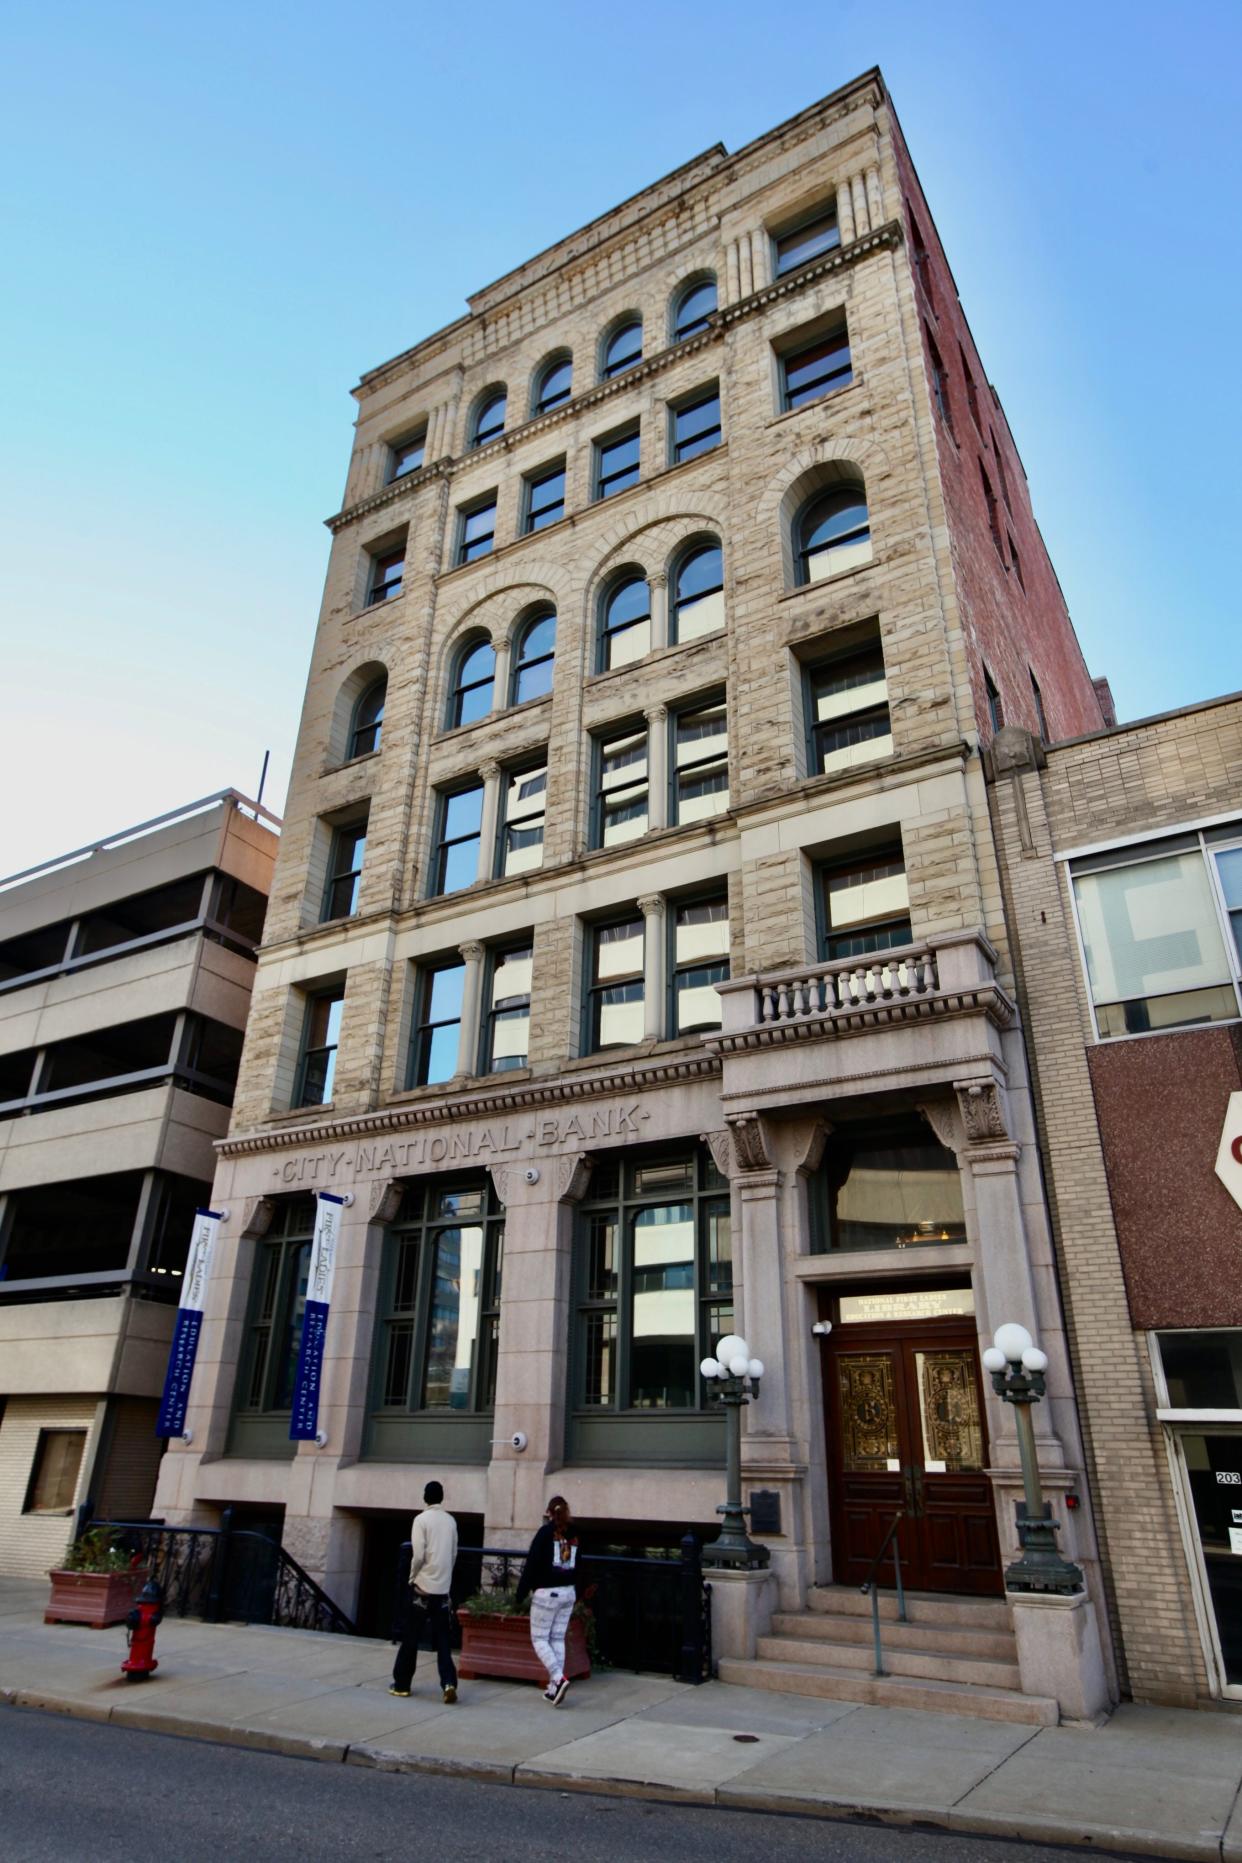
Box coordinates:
[2,0,1239,874]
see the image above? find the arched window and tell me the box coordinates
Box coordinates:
[511,609,556,704]
[672,544,724,642]
[601,318,642,380]
[672,276,716,341]
[349,676,387,758]
[470,388,507,449]
[797,488,872,584]
[599,576,650,672]
[448,636,495,727]
[533,354,572,414]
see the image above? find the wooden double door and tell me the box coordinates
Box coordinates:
[823,1315,1002,1597]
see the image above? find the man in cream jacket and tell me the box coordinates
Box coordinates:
[390,1481,459,1701]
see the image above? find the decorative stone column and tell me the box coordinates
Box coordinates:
[454,941,486,1079]
[637,894,666,1040]
[644,705,668,831]
[477,759,502,882]
[490,635,511,710]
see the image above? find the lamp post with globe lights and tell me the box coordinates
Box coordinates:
[982,1322,1083,1596]
[699,1334,770,1570]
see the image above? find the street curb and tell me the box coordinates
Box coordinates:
[0,1688,1213,1858]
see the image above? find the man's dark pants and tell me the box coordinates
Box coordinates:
[393,1589,457,1691]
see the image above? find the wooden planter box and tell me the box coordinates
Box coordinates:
[46,1568,142,1628]
[457,1608,591,1684]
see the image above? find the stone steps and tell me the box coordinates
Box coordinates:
[756,1630,1022,1690]
[806,1585,1013,1631]
[717,1655,1057,1724]
[771,1609,1017,1662]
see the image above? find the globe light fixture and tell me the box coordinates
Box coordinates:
[700,1332,769,1570]
[985,1322,1082,1596]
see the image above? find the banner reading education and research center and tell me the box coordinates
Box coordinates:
[289,1190,345,1442]
[155,1208,223,1439]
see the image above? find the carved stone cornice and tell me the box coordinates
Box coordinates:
[954,1079,1009,1144]
[218,1050,721,1159]
[709,979,1016,1056]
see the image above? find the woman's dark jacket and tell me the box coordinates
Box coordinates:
[516,1521,580,1602]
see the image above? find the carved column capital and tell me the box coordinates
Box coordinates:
[792,1120,833,1179]
[636,893,666,919]
[644,703,668,724]
[701,1129,734,1182]
[954,1079,1010,1145]
[458,940,486,963]
[367,1179,404,1225]
[239,1196,276,1240]
[726,1111,773,1173]
[478,758,501,782]
[918,1097,967,1157]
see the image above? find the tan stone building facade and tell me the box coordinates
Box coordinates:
[153,72,1122,1712]
[988,698,1242,1704]
[0,794,277,1577]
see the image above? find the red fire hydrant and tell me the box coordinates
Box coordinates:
[121,1578,164,1682]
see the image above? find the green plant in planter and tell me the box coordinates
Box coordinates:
[460,1576,600,1661]
[60,1528,138,1575]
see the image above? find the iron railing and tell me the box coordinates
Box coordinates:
[89,1512,356,1636]
[859,1507,907,1676]
[396,1534,712,1683]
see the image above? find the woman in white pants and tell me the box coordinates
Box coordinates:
[516,1495,579,1704]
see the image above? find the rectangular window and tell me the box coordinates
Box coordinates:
[595,426,640,500]
[322,816,367,921]
[524,462,565,533]
[672,697,729,824]
[926,325,952,431]
[991,429,1013,512]
[432,783,483,895]
[595,725,648,847]
[960,343,981,430]
[911,212,935,309]
[1071,833,1242,1039]
[588,914,645,1050]
[984,666,1004,734]
[671,389,721,463]
[376,1181,504,1419]
[1030,670,1049,740]
[238,1199,314,1417]
[671,896,729,1034]
[457,496,497,565]
[389,431,426,480]
[367,545,404,605]
[498,763,546,877]
[297,988,344,1107]
[409,959,465,1087]
[819,844,912,961]
[980,461,1004,560]
[806,639,892,776]
[574,1149,731,1415]
[782,328,852,410]
[1008,534,1025,590]
[24,1430,86,1513]
[775,204,840,276]
[484,941,532,1073]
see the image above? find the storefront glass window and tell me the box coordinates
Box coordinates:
[818,1121,966,1252]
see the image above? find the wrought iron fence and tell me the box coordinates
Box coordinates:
[88,1514,356,1636]
[395,1534,712,1683]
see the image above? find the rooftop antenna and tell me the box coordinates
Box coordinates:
[255,749,270,813]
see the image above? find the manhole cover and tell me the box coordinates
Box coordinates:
[732,1734,760,1743]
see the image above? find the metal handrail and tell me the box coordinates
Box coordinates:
[859,1507,908,1677]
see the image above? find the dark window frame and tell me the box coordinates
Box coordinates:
[510,611,556,706]
[601,317,643,379]
[672,276,717,341]
[481,938,533,1074]
[781,327,852,411]
[774,203,841,277]
[668,892,730,1037]
[496,758,547,877]
[447,635,495,728]
[816,842,912,963]
[796,486,871,585]
[533,354,573,414]
[670,386,721,464]
[348,676,386,759]
[408,957,466,1088]
[523,461,566,534]
[321,816,367,922]
[984,666,1004,734]
[593,722,649,850]
[470,388,507,449]
[585,911,646,1053]
[388,430,427,481]
[671,541,724,644]
[430,780,484,897]
[598,574,650,672]
[670,693,729,827]
[366,545,404,606]
[296,987,345,1108]
[235,1196,316,1420]
[457,495,498,566]
[594,423,641,501]
[803,635,892,777]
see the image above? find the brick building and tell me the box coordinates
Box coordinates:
[0,794,277,1577]
[988,698,1242,1704]
[153,71,1120,1714]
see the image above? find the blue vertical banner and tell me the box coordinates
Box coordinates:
[156,1209,223,1438]
[289,1191,345,1442]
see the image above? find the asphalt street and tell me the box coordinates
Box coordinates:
[0,1705,1141,1863]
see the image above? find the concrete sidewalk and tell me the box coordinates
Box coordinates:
[2,1579,1240,1861]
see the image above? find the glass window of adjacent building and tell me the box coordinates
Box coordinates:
[601,317,642,379]
[805,633,892,776]
[816,1119,966,1252]
[595,425,641,501]
[408,959,465,1087]
[819,842,912,960]
[587,913,645,1050]
[672,276,716,340]
[431,783,483,895]
[1069,827,1242,1039]
[369,1180,504,1457]
[447,635,495,727]
[483,941,532,1073]
[571,1149,731,1456]
[672,697,729,824]
[595,724,648,847]
[524,462,566,533]
[671,388,721,464]
[233,1196,315,1439]
[774,202,840,276]
[599,575,650,670]
[511,610,555,704]
[297,989,344,1107]
[322,816,367,921]
[498,762,546,876]
[781,324,852,410]
[671,896,729,1035]
[672,542,724,642]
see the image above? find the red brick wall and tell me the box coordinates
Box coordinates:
[889,122,1107,747]
[1086,1026,1242,1328]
